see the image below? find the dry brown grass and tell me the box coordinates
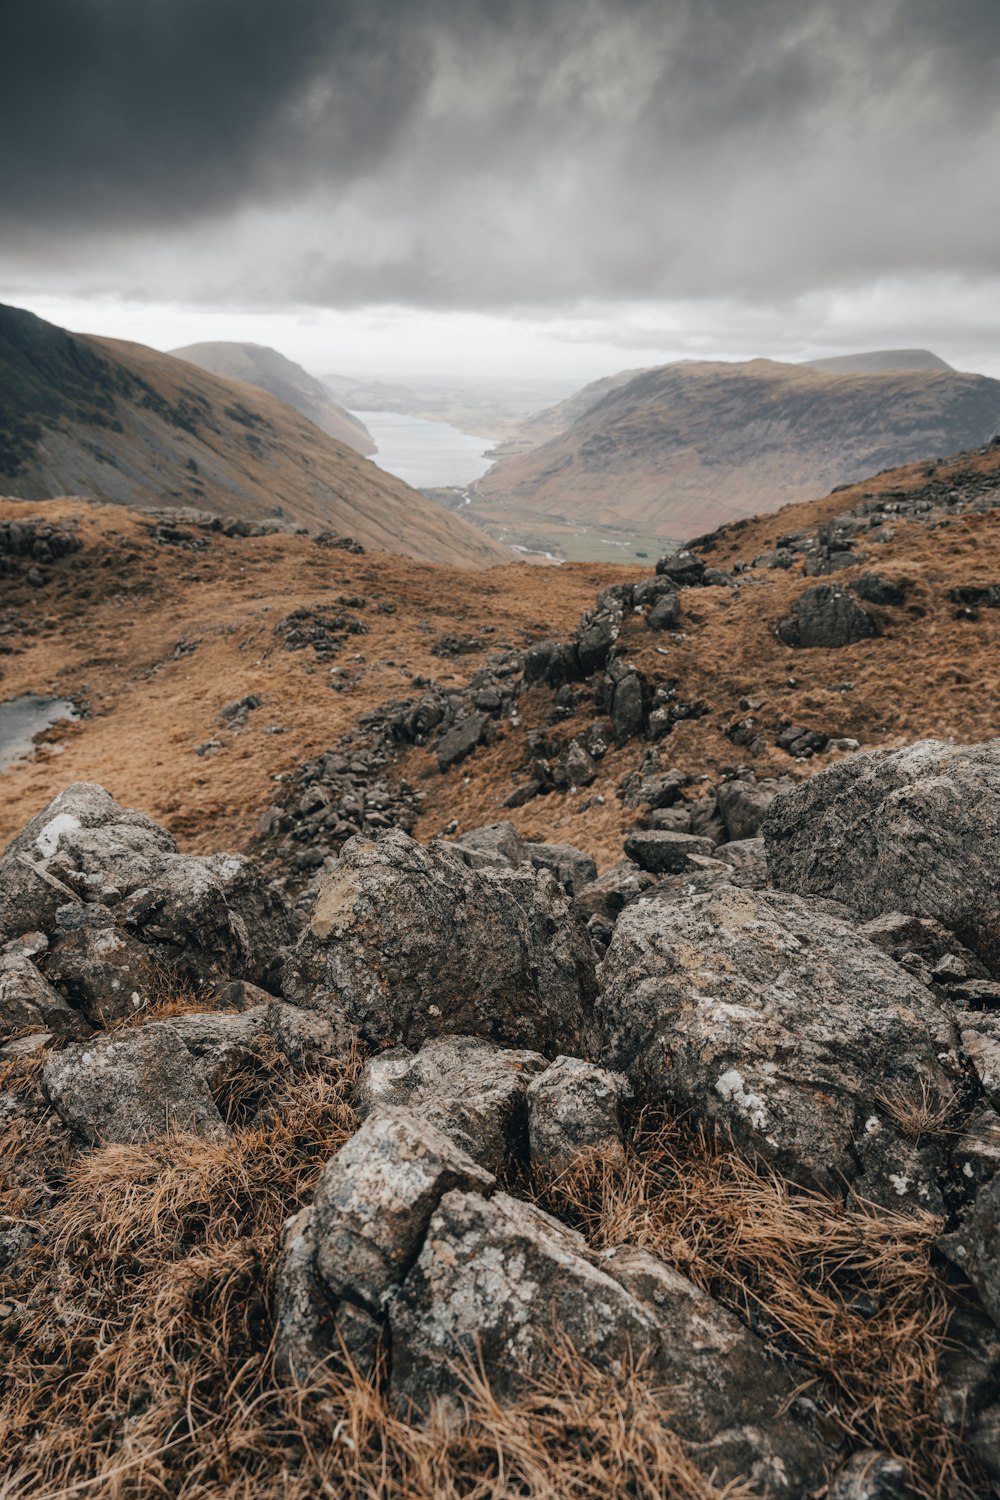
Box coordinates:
[534,1113,978,1500]
[2,1053,749,1500]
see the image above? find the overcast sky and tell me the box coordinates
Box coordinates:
[2,0,999,381]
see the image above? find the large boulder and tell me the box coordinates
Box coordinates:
[388,1188,660,1415]
[596,886,962,1200]
[42,1022,228,1144]
[355,1035,547,1171]
[764,739,1000,973]
[285,830,597,1056]
[0,783,292,988]
[776,585,877,649]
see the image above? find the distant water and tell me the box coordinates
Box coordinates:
[351,410,494,489]
[0,695,78,771]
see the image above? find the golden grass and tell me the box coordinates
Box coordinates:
[534,1113,975,1499]
[0,1054,987,1499]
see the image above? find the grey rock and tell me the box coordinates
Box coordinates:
[436,713,489,771]
[716,775,794,841]
[449,821,524,871]
[603,1244,833,1496]
[526,1055,629,1177]
[273,1205,379,1381]
[596,887,961,1197]
[0,952,90,1041]
[622,830,716,875]
[764,738,1000,974]
[939,1173,1000,1330]
[525,841,597,895]
[42,1022,227,1144]
[563,741,597,787]
[646,805,693,834]
[310,1108,494,1310]
[632,575,679,607]
[851,573,910,607]
[646,592,681,630]
[959,1014,1000,1112]
[266,999,357,1068]
[827,1451,910,1500]
[776,584,877,649]
[655,549,705,587]
[388,1189,660,1416]
[356,1035,547,1171]
[610,670,645,744]
[575,604,622,676]
[164,1007,269,1095]
[286,831,597,1055]
[43,924,161,1027]
[714,837,768,889]
[573,859,656,923]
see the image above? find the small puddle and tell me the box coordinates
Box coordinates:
[0,694,79,771]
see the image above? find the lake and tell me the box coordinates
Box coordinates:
[0,694,78,771]
[351,410,494,489]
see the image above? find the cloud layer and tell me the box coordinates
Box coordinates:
[2,1,998,331]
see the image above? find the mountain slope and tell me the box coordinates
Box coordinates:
[0,304,508,567]
[473,356,1000,541]
[171,341,375,455]
[806,348,954,374]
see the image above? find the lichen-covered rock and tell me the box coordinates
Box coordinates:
[764,739,1000,973]
[826,1451,910,1500]
[42,1022,227,1143]
[43,921,162,1026]
[388,1189,660,1416]
[355,1035,547,1171]
[526,1055,629,1177]
[285,830,597,1055]
[776,584,877,649]
[938,1174,1000,1331]
[596,886,961,1197]
[164,1008,269,1094]
[265,999,357,1068]
[0,783,292,987]
[603,1245,832,1495]
[622,830,716,874]
[716,775,794,842]
[0,952,91,1040]
[713,837,768,889]
[310,1108,494,1310]
[273,1206,380,1381]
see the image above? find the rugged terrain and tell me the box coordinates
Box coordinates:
[171,341,376,455]
[3,436,1000,1498]
[0,304,507,566]
[471,355,1000,556]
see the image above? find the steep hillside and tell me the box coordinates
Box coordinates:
[807,348,954,374]
[171,341,375,454]
[0,304,509,567]
[472,356,1000,549]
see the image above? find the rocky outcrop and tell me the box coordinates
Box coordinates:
[596,886,962,1201]
[284,829,597,1056]
[764,739,1000,972]
[776,584,877,648]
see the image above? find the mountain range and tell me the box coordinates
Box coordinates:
[0,304,507,568]
[471,352,1000,551]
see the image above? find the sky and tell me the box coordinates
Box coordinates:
[2,0,999,383]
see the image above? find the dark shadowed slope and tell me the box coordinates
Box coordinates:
[0,304,509,567]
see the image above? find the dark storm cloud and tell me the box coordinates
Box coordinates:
[1,0,998,310]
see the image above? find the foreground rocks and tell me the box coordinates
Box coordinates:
[765,738,1000,973]
[284,829,597,1056]
[597,885,962,1203]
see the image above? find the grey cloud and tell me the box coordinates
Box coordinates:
[1,0,998,314]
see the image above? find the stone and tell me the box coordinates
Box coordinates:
[851,573,910,607]
[575,605,622,676]
[273,1205,380,1381]
[827,1451,911,1500]
[622,830,716,875]
[713,837,768,889]
[596,887,961,1197]
[0,952,91,1041]
[610,670,645,744]
[764,738,1000,974]
[388,1189,660,1416]
[310,1108,494,1310]
[573,859,656,923]
[646,805,692,833]
[776,584,877,648]
[355,1036,547,1171]
[43,924,162,1027]
[286,831,597,1056]
[938,1173,1000,1330]
[525,841,597,895]
[449,821,524,871]
[563,741,597,787]
[526,1055,629,1177]
[266,999,357,1068]
[42,1022,227,1144]
[959,1014,1000,1112]
[163,1008,269,1095]
[436,713,490,771]
[646,592,681,630]
[655,549,705,587]
[602,1245,833,1495]
[715,775,794,841]
[632,576,678,607]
